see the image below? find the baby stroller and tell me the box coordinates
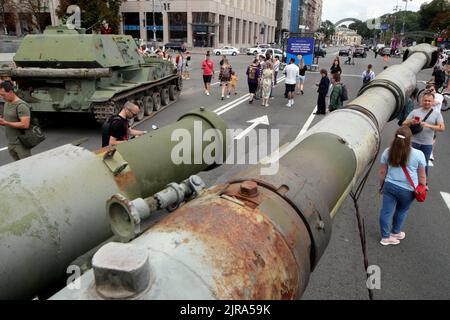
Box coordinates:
[344,56,355,65]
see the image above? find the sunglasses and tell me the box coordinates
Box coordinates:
[128,109,139,117]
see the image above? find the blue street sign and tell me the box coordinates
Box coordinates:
[286,37,315,66]
[381,23,390,31]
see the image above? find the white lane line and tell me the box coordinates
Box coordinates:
[440,192,450,212]
[216,96,250,115]
[214,94,250,113]
[214,76,286,116]
[0,147,7,152]
[296,105,318,139]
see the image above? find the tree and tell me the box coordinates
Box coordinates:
[57,0,122,33]
[348,20,376,40]
[418,0,450,31]
[1,0,49,33]
[318,20,335,42]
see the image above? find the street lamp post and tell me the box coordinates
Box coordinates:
[152,0,157,42]
[401,0,412,40]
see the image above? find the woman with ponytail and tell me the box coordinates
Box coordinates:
[378,126,427,245]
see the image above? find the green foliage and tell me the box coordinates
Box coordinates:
[318,20,335,41]
[418,0,450,31]
[57,0,122,33]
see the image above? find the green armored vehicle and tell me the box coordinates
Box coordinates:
[1,26,182,123]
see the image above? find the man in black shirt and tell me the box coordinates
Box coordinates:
[105,101,147,147]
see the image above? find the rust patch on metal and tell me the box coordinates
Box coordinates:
[150,189,302,300]
[114,171,138,193]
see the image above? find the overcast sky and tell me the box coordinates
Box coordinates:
[322,0,431,23]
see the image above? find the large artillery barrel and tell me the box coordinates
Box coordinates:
[50,44,438,300]
[0,108,229,300]
[7,67,113,78]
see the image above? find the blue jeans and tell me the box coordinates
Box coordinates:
[379,181,415,238]
[412,143,432,176]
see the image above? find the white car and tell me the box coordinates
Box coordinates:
[246,44,271,55]
[260,48,286,60]
[213,46,240,56]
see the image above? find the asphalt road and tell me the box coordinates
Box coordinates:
[1,47,449,299]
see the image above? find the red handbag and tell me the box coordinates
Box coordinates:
[401,166,427,202]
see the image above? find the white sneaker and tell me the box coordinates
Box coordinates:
[380,236,400,246]
[390,232,406,240]
[286,102,292,108]
[206,91,210,96]
[226,95,230,99]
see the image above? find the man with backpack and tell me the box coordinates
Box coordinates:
[102,101,147,147]
[329,73,348,112]
[0,80,32,161]
[246,59,261,104]
[362,64,375,87]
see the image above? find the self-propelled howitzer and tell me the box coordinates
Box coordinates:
[1,26,181,123]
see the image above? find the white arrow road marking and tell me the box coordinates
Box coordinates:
[296,105,318,139]
[440,192,450,212]
[234,115,270,140]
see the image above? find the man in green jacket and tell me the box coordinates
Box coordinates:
[329,73,343,112]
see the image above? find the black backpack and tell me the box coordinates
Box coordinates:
[101,115,122,147]
[340,84,349,101]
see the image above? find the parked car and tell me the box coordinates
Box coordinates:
[213,46,240,56]
[353,47,367,58]
[339,48,351,56]
[315,48,327,58]
[246,44,272,55]
[164,42,186,52]
[261,48,286,60]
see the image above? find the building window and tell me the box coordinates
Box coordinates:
[248,21,252,44]
[235,19,240,45]
[219,15,225,44]
[168,12,187,42]
[227,17,232,44]
[192,12,216,47]
[146,12,163,42]
[122,12,140,39]
[243,20,247,44]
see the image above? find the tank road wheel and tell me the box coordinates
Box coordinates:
[168,84,180,101]
[160,87,170,106]
[143,95,154,116]
[152,92,161,111]
[135,100,145,121]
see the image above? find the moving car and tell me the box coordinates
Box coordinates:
[315,48,327,58]
[213,46,240,56]
[246,44,271,55]
[260,48,286,60]
[339,48,351,56]
[380,47,392,57]
[353,47,367,58]
[164,42,186,52]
